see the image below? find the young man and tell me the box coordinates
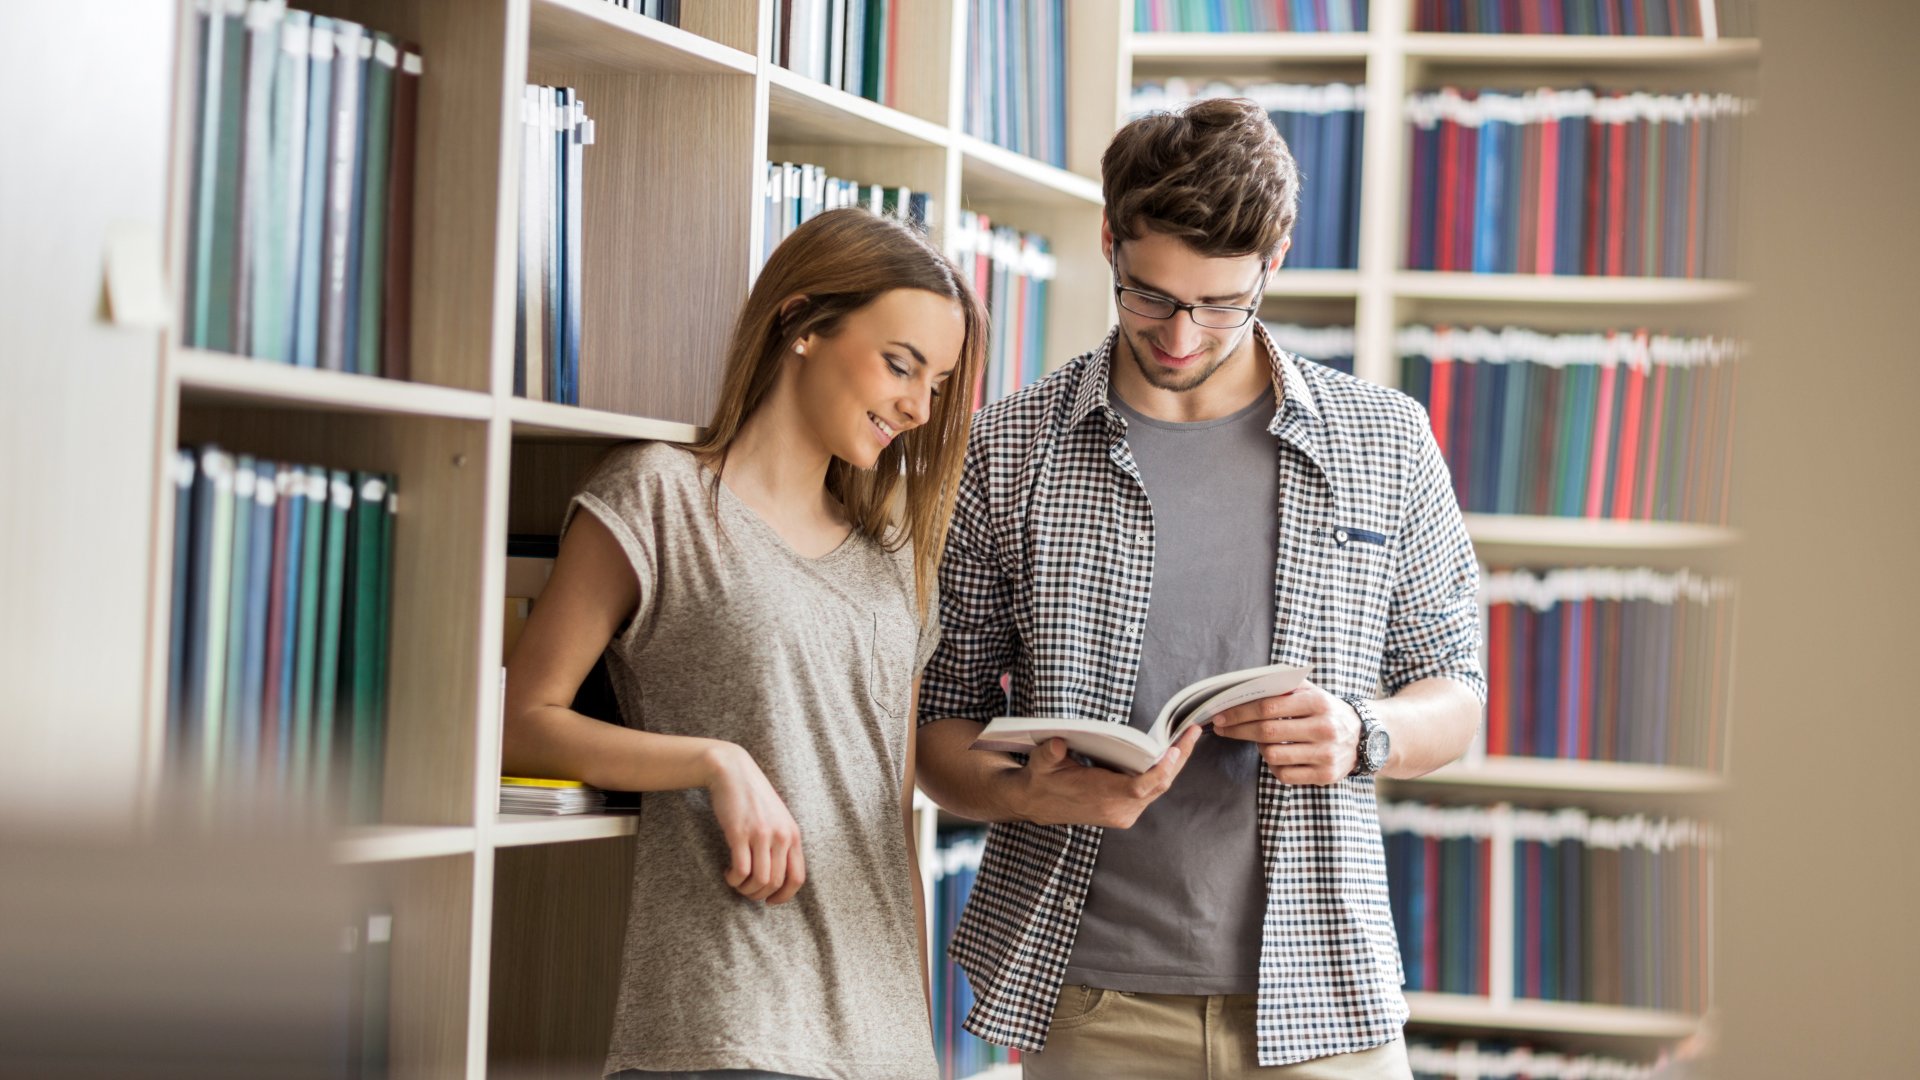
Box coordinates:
[914,98,1485,1078]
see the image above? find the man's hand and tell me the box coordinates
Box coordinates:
[1010,725,1204,828]
[1210,682,1362,785]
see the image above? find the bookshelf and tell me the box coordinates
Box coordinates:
[4,0,1748,1076]
[1122,0,1751,1066]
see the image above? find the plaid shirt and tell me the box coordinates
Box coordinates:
[919,323,1486,1067]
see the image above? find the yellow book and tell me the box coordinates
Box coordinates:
[500,775,585,789]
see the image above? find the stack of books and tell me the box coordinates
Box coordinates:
[1482,567,1736,770]
[761,162,933,264]
[167,446,396,822]
[964,0,1067,167]
[1414,0,1752,36]
[184,2,421,378]
[773,0,899,106]
[1382,802,1717,1014]
[1265,322,1358,377]
[932,829,1019,1080]
[954,212,1055,410]
[515,84,595,406]
[1131,80,1365,270]
[1134,0,1370,33]
[1398,326,1740,524]
[500,776,605,816]
[1404,88,1751,279]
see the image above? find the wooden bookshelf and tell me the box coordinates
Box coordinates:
[16,0,1756,1074]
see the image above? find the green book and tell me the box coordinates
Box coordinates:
[221,456,258,788]
[861,0,886,103]
[1548,364,1581,517]
[259,9,312,364]
[198,449,238,790]
[291,466,326,804]
[354,34,397,377]
[347,472,389,822]
[1496,360,1529,515]
[204,0,249,352]
[314,469,353,814]
[369,476,396,818]
[1563,364,1599,518]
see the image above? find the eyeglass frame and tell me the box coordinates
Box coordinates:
[1109,249,1272,330]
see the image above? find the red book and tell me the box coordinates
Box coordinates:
[1437,115,1459,272]
[1537,113,1560,274]
[1518,0,1539,35]
[1611,339,1649,519]
[1456,121,1479,273]
[1429,354,1455,459]
[1514,605,1534,756]
[885,0,900,104]
[1486,602,1510,755]
[1584,360,1619,517]
[1637,361,1670,520]
[1583,112,1606,276]
[1523,841,1542,998]
[1605,119,1628,276]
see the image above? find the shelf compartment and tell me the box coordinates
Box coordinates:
[493,812,639,847]
[766,65,950,148]
[957,134,1104,208]
[1403,33,1760,67]
[1266,269,1364,298]
[175,348,495,420]
[335,824,479,863]
[1395,757,1727,796]
[1464,513,1739,549]
[527,0,756,76]
[1404,991,1701,1038]
[508,397,704,443]
[1395,272,1752,305]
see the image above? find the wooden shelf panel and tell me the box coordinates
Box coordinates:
[174,349,494,421]
[527,0,755,76]
[333,825,478,864]
[493,812,640,847]
[1404,992,1701,1038]
[957,135,1104,208]
[1404,33,1760,66]
[508,397,704,443]
[1395,272,1752,305]
[766,66,950,148]
[1128,31,1375,62]
[1266,269,1364,297]
[1465,513,1740,549]
[1398,757,1727,795]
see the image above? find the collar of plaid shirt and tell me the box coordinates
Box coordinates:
[921,323,1486,1068]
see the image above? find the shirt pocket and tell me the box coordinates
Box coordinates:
[867,611,916,718]
[1322,523,1396,692]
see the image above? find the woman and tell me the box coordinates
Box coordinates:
[502,208,985,1080]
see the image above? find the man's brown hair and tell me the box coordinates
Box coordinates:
[1102,97,1300,260]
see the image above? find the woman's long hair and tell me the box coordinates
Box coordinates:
[691,209,987,621]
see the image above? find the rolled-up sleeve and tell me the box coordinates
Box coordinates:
[1383,411,1486,700]
[918,438,1017,726]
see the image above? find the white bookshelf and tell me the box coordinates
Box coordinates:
[1404,992,1702,1039]
[1397,757,1728,796]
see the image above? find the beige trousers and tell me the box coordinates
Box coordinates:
[1020,986,1412,1080]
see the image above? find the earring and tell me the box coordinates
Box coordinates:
[795,342,807,356]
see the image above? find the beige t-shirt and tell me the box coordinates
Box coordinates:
[564,442,940,1080]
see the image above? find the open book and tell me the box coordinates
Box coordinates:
[970,663,1309,775]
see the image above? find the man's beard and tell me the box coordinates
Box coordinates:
[1122,328,1234,392]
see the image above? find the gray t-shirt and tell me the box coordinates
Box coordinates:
[1060,389,1279,996]
[565,443,940,1080]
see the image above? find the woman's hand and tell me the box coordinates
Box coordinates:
[703,743,807,904]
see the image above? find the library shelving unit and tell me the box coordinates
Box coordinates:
[1121,0,1752,1060]
[120,0,1135,1077]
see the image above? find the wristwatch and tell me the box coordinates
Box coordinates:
[1343,696,1390,778]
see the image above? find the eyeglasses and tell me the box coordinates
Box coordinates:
[1110,256,1270,330]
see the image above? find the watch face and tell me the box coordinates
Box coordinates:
[1363,727,1390,769]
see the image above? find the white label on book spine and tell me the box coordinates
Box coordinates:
[331,477,353,510]
[360,477,387,503]
[374,38,398,67]
[366,913,392,944]
[402,52,423,76]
